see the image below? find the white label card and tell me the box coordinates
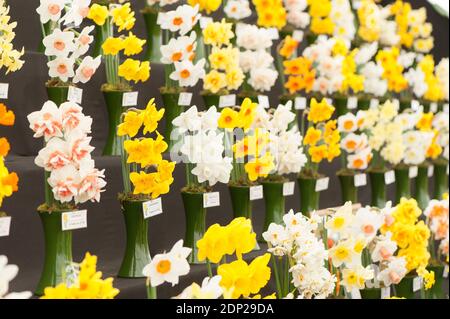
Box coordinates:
[430,102,438,113]
[67,86,83,104]
[258,95,270,109]
[143,198,163,219]
[61,210,87,231]
[354,173,367,187]
[409,166,418,178]
[203,192,220,208]
[351,289,362,299]
[0,83,9,99]
[444,265,449,278]
[283,182,295,196]
[315,177,329,192]
[250,185,263,200]
[200,17,213,29]
[178,92,193,106]
[295,97,306,110]
[219,94,236,108]
[292,30,304,42]
[0,217,12,237]
[370,98,379,109]
[411,100,420,111]
[428,165,434,177]
[347,97,358,109]
[413,277,423,292]
[381,287,391,299]
[122,92,138,107]
[384,171,395,185]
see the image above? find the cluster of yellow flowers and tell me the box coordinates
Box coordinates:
[89,3,150,84]
[308,0,334,35]
[188,0,222,14]
[357,0,381,42]
[418,55,445,102]
[218,98,258,131]
[203,20,244,94]
[197,218,272,299]
[384,198,431,273]
[390,0,434,53]
[332,39,364,94]
[252,0,287,30]
[0,0,25,74]
[303,98,341,164]
[376,47,408,93]
[0,103,18,208]
[118,99,175,198]
[279,36,316,95]
[416,112,443,160]
[41,253,119,299]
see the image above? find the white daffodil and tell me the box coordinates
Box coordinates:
[36,0,67,24]
[377,257,407,286]
[73,26,95,58]
[35,137,71,171]
[224,0,252,20]
[27,100,63,141]
[47,56,75,82]
[60,0,91,27]
[338,113,358,133]
[43,28,76,57]
[0,256,32,299]
[175,276,223,299]
[48,164,80,203]
[170,59,205,87]
[172,105,202,134]
[73,56,101,83]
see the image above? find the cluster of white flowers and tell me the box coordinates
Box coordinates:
[331,0,356,41]
[0,256,31,299]
[433,112,449,161]
[158,4,206,87]
[358,100,405,166]
[143,240,191,287]
[263,210,336,299]
[436,58,449,101]
[398,111,434,165]
[173,106,233,186]
[236,24,278,92]
[424,198,449,261]
[360,61,388,97]
[326,202,407,292]
[303,37,343,96]
[27,101,106,204]
[338,112,372,170]
[37,0,101,83]
[378,5,400,47]
[253,102,307,175]
[224,0,252,21]
[284,0,310,29]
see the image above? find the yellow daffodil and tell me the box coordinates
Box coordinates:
[218,108,240,129]
[303,127,322,146]
[112,3,136,32]
[123,32,146,56]
[244,152,275,181]
[102,37,124,55]
[308,98,335,123]
[204,70,227,94]
[87,4,109,26]
[117,110,143,137]
[142,99,164,135]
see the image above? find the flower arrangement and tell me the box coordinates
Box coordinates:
[117,99,175,200]
[224,0,252,22]
[0,104,18,212]
[235,24,278,98]
[28,100,106,208]
[0,255,31,299]
[252,0,287,30]
[37,0,101,87]
[41,252,120,299]
[88,1,150,90]
[375,47,409,97]
[263,210,336,298]
[0,0,24,74]
[201,19,244,98]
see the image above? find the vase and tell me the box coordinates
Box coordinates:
[297,176,319,216]
[201,92,221,110]
[395,166,411,204]
[426,264,445,299]
[142,9,163,63]
[369,171,387,208]
[360,287,382,299]
[433,162,449,200]
[399,100,411,112]
[333,97,348,117]
[118,199,151,278]
[35,210,73,296]
[357,98,370,110]
[415,165,430,210]
[261,181,285,240]
[102,89,128,156]
[338,174,357,204]
[46,86,69,105]
[394,274,417,299]
[161,91,184,152]
[181,191,207,264]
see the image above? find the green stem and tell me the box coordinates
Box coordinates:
[272,256,283,298]
[206,260,213,278]
[146,282,157,299]
[275,51,287,94]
